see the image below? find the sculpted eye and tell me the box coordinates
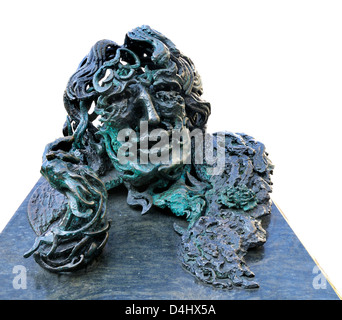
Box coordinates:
[155,91,175,102]
[154,91,185,113]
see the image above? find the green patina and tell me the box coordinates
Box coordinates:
[218,185,258,212]
[25,26,274,289]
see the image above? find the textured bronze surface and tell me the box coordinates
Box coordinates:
[0,179,339,299]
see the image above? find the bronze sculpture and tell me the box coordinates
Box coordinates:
[24,26,274,289]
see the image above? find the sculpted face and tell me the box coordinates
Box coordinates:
[92,47,192,187]
[62,26,211,190]
[93,48,187,130]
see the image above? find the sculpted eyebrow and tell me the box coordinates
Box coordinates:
[153,80,182,92]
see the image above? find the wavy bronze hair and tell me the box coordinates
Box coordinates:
[63,25,210,138]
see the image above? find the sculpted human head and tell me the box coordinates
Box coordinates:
[65,26,211,187]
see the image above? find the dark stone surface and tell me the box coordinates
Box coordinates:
[0,178,339,300]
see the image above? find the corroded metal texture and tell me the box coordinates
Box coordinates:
[24,26,274,289]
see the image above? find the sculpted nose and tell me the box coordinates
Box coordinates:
[135,86,160,126]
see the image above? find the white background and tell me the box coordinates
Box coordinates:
[1,0,341,297]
